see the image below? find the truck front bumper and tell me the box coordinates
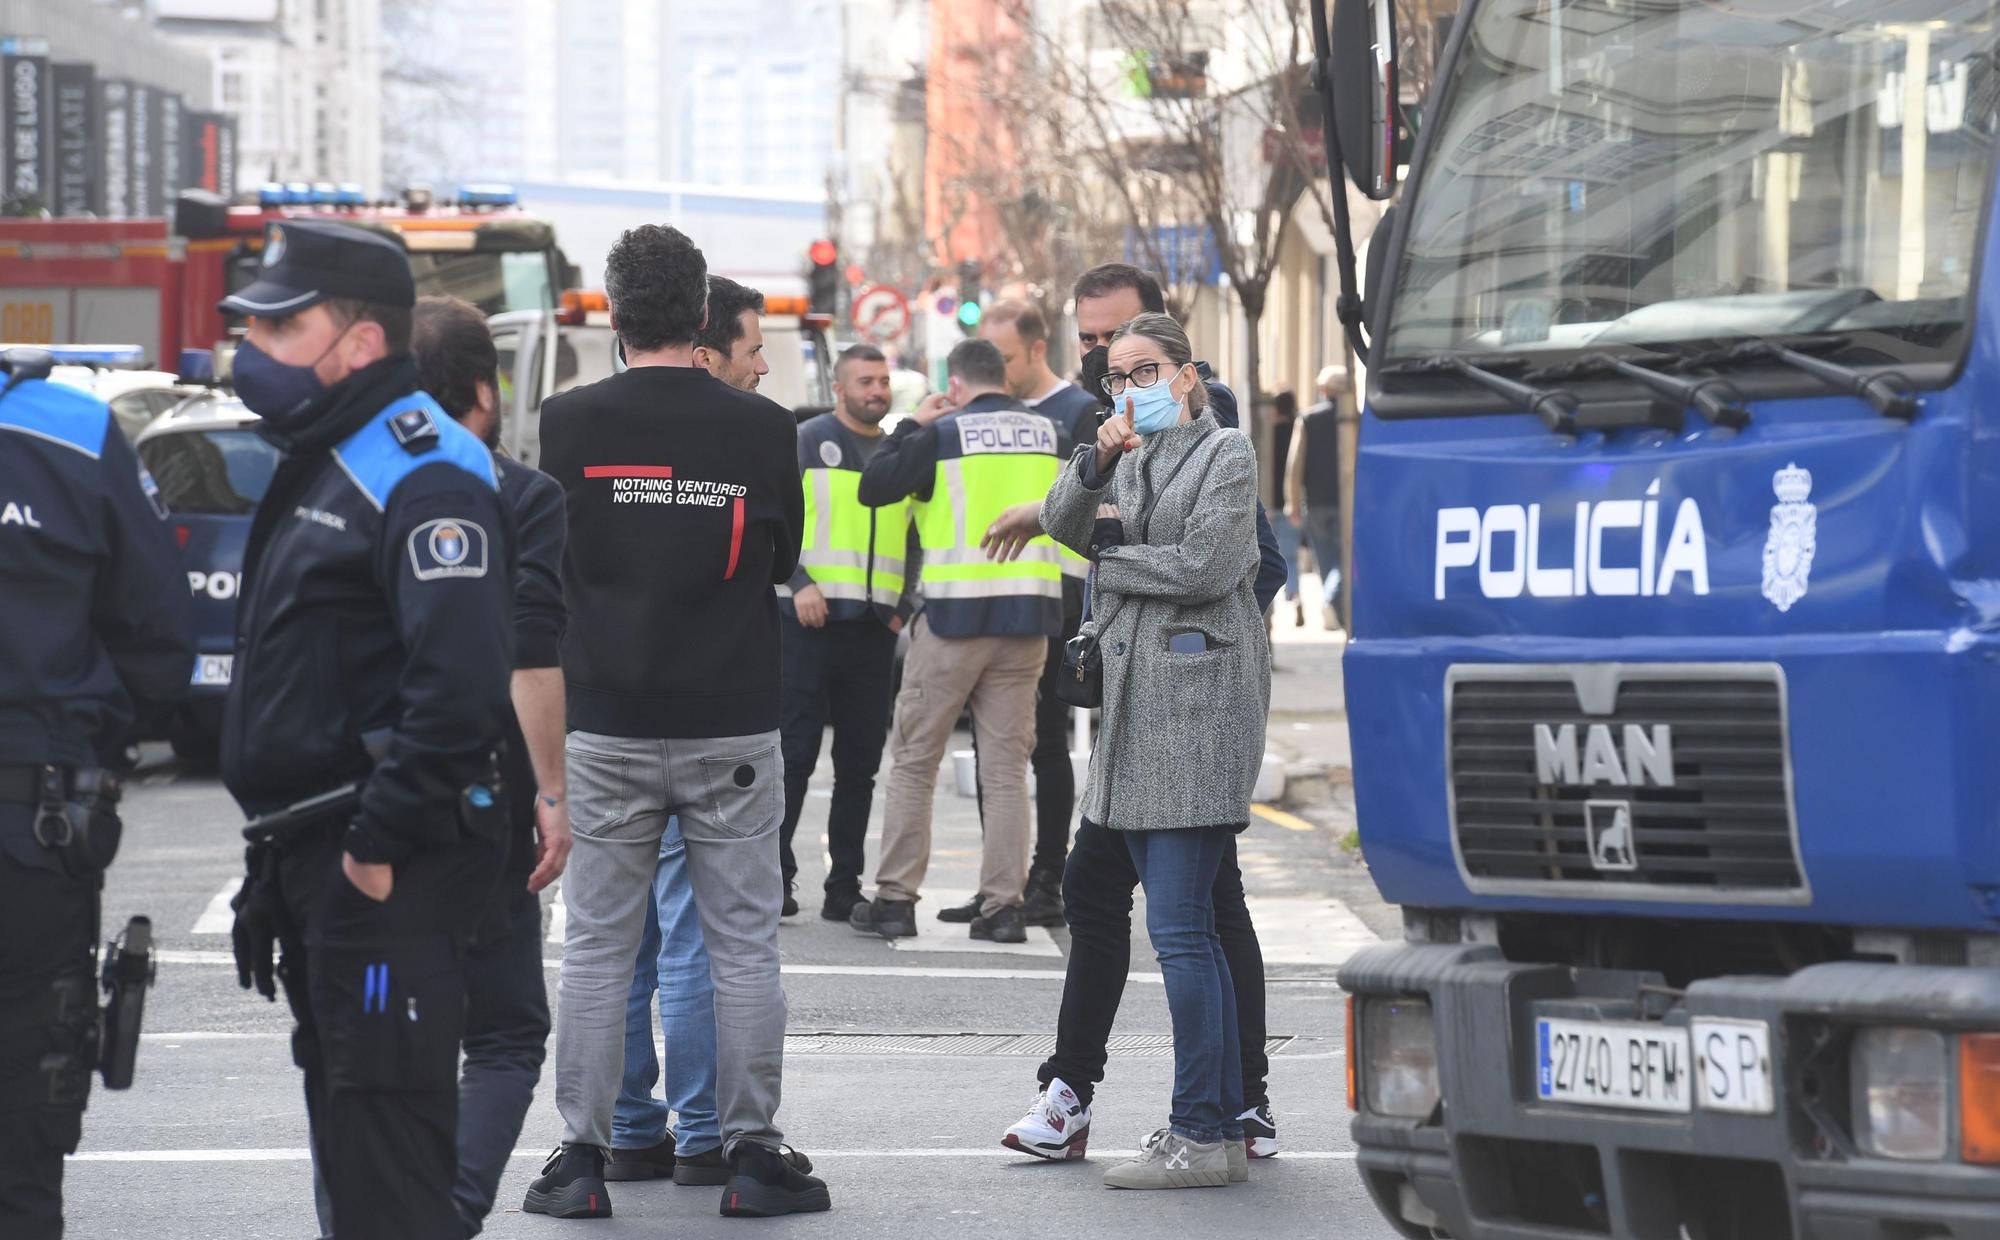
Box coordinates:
[1341,942,2000,1240]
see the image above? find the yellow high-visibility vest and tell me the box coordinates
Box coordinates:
[791,413,912,621]
[912,401,1064,638]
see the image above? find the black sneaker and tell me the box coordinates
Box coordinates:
[782,883,799,918]
[820,889,864,922]
[720,1143,831,1217]
[1239,1103,1279,1158]
[523,1144,611,1218]
[970,904,1027,943]
[1022,872,1065,927]
[936,892,983,923]
[673,1143,732,1186]
[849,897,916,939]
[603,1134,675,1182]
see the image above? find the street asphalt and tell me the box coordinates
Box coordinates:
[62,625,1398,1239]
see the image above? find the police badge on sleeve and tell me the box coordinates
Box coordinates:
[1760,462,1815,612]
[407,517,489,581]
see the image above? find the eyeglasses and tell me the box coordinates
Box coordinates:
[1100,361,1174,396]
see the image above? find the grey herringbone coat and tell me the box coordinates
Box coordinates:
[1040,412,1270,832]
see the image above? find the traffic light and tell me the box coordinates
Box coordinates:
[808,239,840,315]
[955,259,982,334]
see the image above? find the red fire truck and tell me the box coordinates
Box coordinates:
[0,184,571,368]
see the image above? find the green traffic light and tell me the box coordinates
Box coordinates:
[957,300,983,327]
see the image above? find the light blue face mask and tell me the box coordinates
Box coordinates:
[1126,364,1191,434]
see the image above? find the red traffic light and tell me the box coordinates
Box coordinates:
[845,264,866,286]
[809,239,838,267]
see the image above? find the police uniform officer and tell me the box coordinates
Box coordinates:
[0,350,193,1238]
[219,219,515,1239]
[777,344,917,922]
[850,337,1067,943]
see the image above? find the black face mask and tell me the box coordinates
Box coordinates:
[1079,345,1112,409]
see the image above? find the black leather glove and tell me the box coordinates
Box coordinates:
[1090,516,1126,559]
[230,842,281,1001]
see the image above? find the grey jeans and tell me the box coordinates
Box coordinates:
[555,729,788,1155]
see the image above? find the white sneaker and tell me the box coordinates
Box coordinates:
[1001,1077,1091,1160]
[1239,1103,1279,1158]
[1102,1128,1231,1190]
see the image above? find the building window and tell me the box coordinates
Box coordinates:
[222,72,243,107]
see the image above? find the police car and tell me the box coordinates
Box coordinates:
[30,344,208,444]
[132,394,278,763]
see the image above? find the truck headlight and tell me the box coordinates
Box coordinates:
[1362,997,1440,1119]
[1851,1027,1949,1161]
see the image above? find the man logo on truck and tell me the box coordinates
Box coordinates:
[1534,722,1674,788]
[1435,482,1708,601]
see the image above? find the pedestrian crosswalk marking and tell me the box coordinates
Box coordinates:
[1238,896,1378,966]
[190,878,242,935]
[886,930,1062,958]
[882,891,1062,957]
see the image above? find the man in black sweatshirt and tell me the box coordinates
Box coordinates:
[527,224,826,1220]
[411,294,572,1235]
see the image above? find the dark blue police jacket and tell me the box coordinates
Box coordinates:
[221,356,514,866]
[0,377,192,771]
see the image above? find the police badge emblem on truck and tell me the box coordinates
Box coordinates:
[1761,463,1816,613]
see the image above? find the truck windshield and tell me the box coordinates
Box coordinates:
[1383,0,2000,366]
[227,248,556,318]
[407,251,557,315]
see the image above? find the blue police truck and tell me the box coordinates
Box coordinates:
[1313,0,2000,1234]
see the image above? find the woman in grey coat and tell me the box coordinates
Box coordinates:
[1039,312,1271,1190]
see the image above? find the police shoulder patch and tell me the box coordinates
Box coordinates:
[818,438,842,468]
[407,516,489,581]
[389,404,439,453]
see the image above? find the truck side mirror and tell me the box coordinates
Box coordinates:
[1333,0,1399,201]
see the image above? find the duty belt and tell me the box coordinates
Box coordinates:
[0,763,70,805]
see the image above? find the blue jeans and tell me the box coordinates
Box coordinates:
[1122,827,1245,1145]
[1271,510,1303,603]
[610,817,721,1154]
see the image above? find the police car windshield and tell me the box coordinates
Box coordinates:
[138,428,279,517]
[1382,0,2000,367]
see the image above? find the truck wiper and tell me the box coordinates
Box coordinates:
[1533,352,1750,429]
[1383,355,1578,434]
[1685,337,1916,420]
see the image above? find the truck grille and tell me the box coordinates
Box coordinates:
[1446,665,1806,902]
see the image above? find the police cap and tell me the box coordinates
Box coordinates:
[219,218,416,317]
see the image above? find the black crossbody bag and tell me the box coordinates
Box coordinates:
[1057,428,1218,709]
